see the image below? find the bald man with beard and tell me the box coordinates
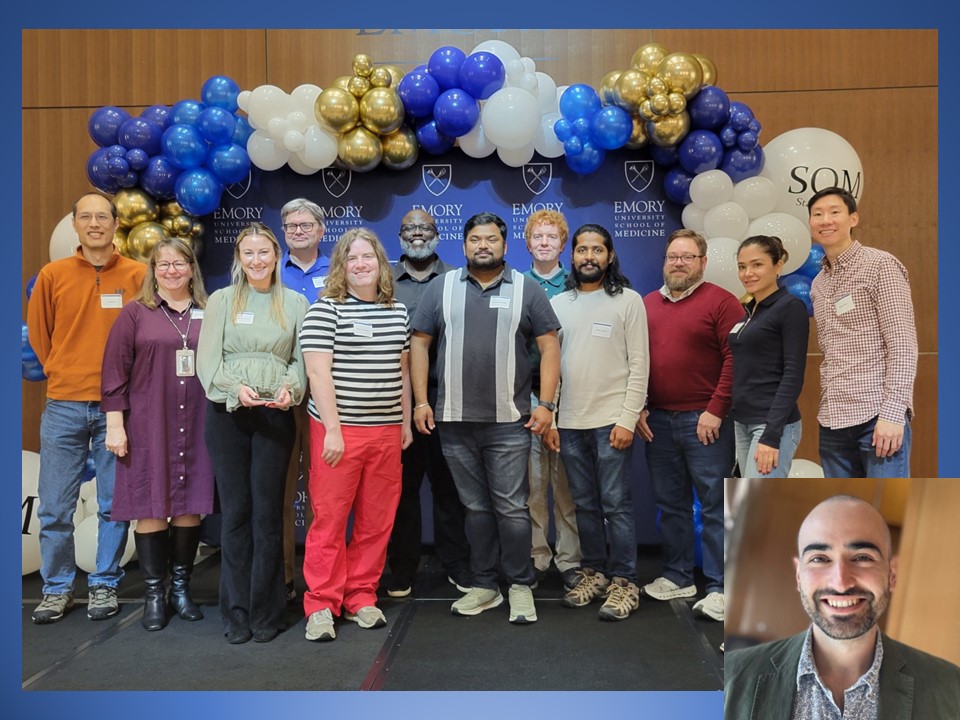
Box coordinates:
[724,495,960,719]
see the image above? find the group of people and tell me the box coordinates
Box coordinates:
[25,184,917,643]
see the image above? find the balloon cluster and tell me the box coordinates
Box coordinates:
[87,75,250,220]
[21,320,45,382]
[111,188,203,263]
[553,84,632,175]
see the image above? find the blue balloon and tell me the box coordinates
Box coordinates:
[81,453,97,483]
[119,117,163,156]
[458,52,505,100]
[162,124,208,169]
[729,101,755,132]
[175,168,223,216]
[678,129,724,174]
[415,119,455,155]
[201,75,240,112]
[663,166,695,205]
[170,99,204,126]
[397,69,441,119]
[433,88,479,138]
[559,84,602,121]
[106,144,127,158]
[86,148,122,193]
[589,105,632,150]
[565,140,605,175]
[140,104,172,130]
[563,136,583,157]
[88,106,131,147]
[720,145,765,182]
[21,322,46,381]
[139,155,182,200]
[118,171,139,189]
[688,85,730,130]
[796,243,826,279]
[232,115,254,146]
[719,124,739,148]
[204,142,251,184]
[196,106,237,145]
[737,130,759,152]
[650,143,679,167]
[780,273,813,316]
[427,46,467,92]
[125,148,150,171]
[25,274,37,301]
[107,155,130,178]
[748,118,762,134]
[572,117,591,139]
[553,118,574,142]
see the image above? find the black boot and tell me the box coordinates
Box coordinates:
[134,530,170,631]
[169,524,204,621]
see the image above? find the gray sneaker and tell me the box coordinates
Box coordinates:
[641,576,697,601]
[345,605,386,629]
[87,585,119,620]
[692,591,725,622]
[32,593,74,624]
[305,608,336,641]
[508,584,537,624]
[561,568,610,608]
[451,587,503,616]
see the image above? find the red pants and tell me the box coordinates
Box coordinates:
[303,421,402,616]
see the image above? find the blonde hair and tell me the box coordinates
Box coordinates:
[230,223,288,329]
[322,227,395,305]
[138,236,208,309]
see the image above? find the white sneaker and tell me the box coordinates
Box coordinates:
[305,608,336,641]
[641,576,697,601]
[345,605,387,629]
[451,587,503,616]
[693,591,725,621]
[508,584,537,624]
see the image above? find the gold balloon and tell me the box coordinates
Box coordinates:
[316,87,360,134]
[646,111,691,147]
[369,67,392,88]
[126,221,170,263]
[657,52,704,99]
[348,75,371,99]
[352,53,374,78]
[381,126,419,170]
[359,87,405,135]
[113,227,129,256]
[160,216,176,233]
[338,126,383,172]
[381,64,405,87]
[598,70,622,106]
[668,91,687,114]
[638,99,657,122]
[333,75,352,91]
[646,76,668,98]
[190,220,204,240]
[172,213,193,237]
[624,114,649,150]
[694,53,718,86]
[613,69,649,112]
[630,43,669,74]
[159,200,183,218]
[649,93,670,117]
[114,188,158,229]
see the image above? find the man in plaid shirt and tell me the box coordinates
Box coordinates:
[808,187,917,477]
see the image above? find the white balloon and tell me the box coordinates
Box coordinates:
[682,203,706,233]
[73,514,136,574]
[300,125,338,169]
[533,112,565,159]
[522,57,536,74]
[747,212,812,275]
[481,87,541,150]
[689,169,734,210]
[703,236,743,298]
[247,130,291,171]
[247,85,292,131]
[49,213,79,261]
[22,451,41,575]
[288,152,320,175]
[497,142,536,168]
[704,201,750,241]
[471,40,522,66]
[286,110,310,133]
[457,121,497,159]
[236,90,252,112]
[733,176,778,219]
[79,476,97,503]
[515,73,538,94]
[760,127,864,223]
[267,116,290,141]
[534,72,558,114]
[553,86,569,115]
[505,58,524,81]
[788,458,825,478]
[290,84,323,116]
[283,129,305,153]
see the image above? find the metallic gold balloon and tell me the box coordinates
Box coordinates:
[381,64,405,87]
[694,53,718,86]
[359,87,405,135]
[352,53,374,78]
[114,188,159,229]
[338,126,383,172]
[316,87,360,134]
[159,200,183,218]
[613,69,649,112]
[624,114,649,150]
[333,75,352,91]
[598,70,622,106]
[190,220,204,240]
[657,52,704,99]
[348,75,371,99]
[630,43,669,74]
[160,216,176,233]
[649,93,670,117]
[126,221,170,263]
[380,125,419,170]
[173,213,193,237]
[113,227,129,256]
[369,67,392,88]
[638,99,657,122]
[646,111,691,147]
[668,91,687,115]
[645,76,668,98]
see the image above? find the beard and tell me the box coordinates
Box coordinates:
[468,253,504,272]
[572,262,606,285]
[400,236,439,261]
[800,586,889,640]
[664,265,704,293]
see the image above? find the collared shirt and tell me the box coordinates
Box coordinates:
[792,627,882,720]
[280,251,329,304]
[524,264,569,390]
[658,277,706,303]
[810,240,917,428]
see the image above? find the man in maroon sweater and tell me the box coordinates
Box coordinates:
[636,228,742,623]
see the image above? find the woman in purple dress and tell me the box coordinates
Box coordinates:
[101,237,214,631]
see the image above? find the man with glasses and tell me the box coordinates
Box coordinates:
[636,228,741,623]
[278,198,328,603]
[381,209,471,598]
[27,192,145,623]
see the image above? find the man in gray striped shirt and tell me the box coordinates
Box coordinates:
[411,212,561,624]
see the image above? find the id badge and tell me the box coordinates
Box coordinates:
[176,348,196,377]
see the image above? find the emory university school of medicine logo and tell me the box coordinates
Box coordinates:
[624,160,654,194]
[523,163,552,196]
[323,168,353,198]
[422,164,452,196]
[225,172,252,200]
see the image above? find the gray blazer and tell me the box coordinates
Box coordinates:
[724,631,960,719]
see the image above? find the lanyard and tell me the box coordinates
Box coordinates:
[160,302,194,349]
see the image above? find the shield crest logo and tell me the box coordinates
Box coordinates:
[422,165,452,197]
[624,160,654,194]
[322,168,352,198]
[523,163,552,196]
[224,172,252,200]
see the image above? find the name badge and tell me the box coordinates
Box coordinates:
[176,348,196,377]
[591,322,613,338]
[729,321,745,333]
[490,296,511,309]
[100,294,123,309]
[835,293,855,316]
[190,308,204,320]
[236,312,255,325]
[312,276,326,288]
[353,321,374,337]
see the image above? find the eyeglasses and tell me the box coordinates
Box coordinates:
[156,261,189,272]
[400,223,437,234]
[75,212,113,224]
[664,254,703,265]
[283,222,317,233]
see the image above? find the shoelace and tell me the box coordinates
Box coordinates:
[39,595,67,610]
[89,587,114,604]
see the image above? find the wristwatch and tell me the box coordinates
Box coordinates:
[538,400,557,412]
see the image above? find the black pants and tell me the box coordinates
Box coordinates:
[204,401,295,635]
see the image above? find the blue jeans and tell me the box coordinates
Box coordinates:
[819,415,912,478]
[559,425,636,582]
[644,409,733,594]
[438,420,537,588]
[735,420,802,478]
[38,400,128,594]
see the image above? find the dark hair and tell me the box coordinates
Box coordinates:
[463,212,507,242]
[738,235,789,266]
[566,223,631,297]
[72,192,117,219]
[807,186,857,215]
